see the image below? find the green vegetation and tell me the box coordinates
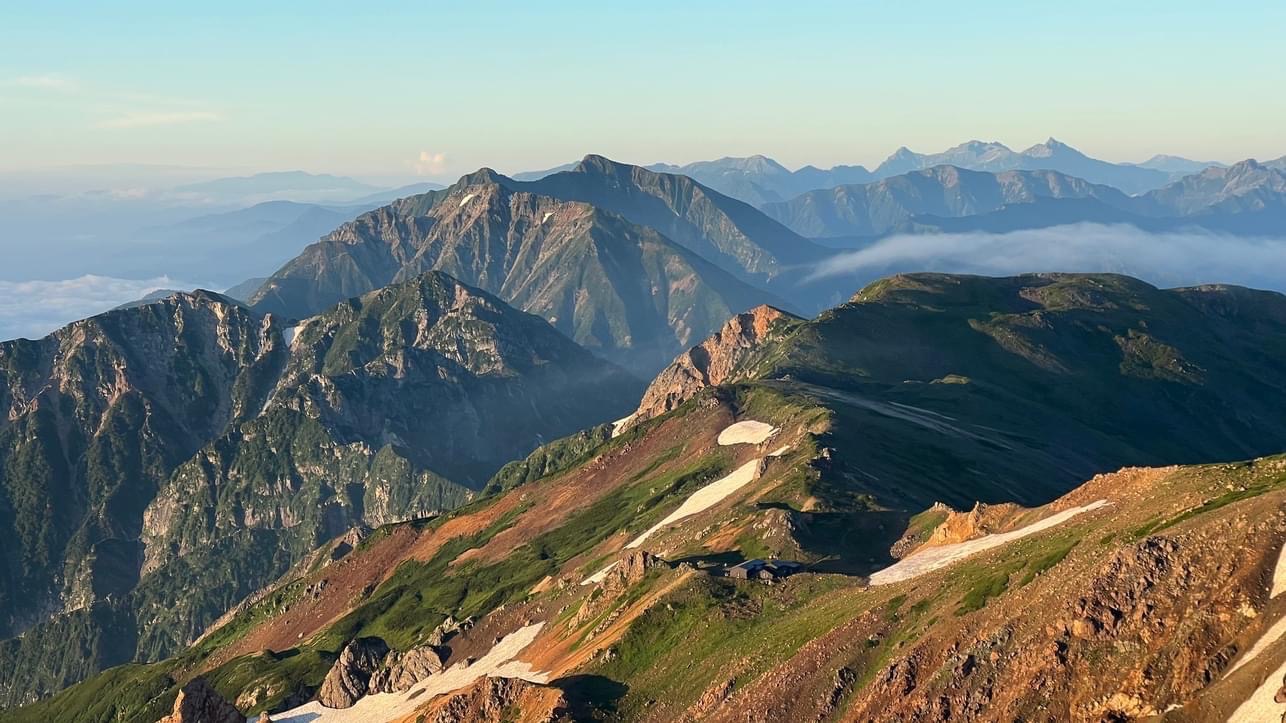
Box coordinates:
[1018,538,1079,587]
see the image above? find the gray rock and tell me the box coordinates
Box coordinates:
[158,677,246,723]
[369,645,449,693]
[317,637,390,709]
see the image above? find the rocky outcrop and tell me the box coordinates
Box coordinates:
[411,676,571,723]
[627,305,800,427]
[607,550,667,590]
[158,677,245,723]
[317,637,390,709]
[368,644,448,693]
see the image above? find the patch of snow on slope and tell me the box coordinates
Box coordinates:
[1228,656,1286,722]
[1225,614,1286,679]
[868,500,1110,586]
[717,420,777,446]
[1221,543,1286,680]
[1272,544,1286,598]
[458,192,476,207]
[626,458,761,549]
[581,560,619,586]
[273,623,547,723]
[611,414,636,438]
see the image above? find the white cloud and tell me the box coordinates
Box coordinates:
[413,151,448,175]
[0,275,194,341]
[807,223,1286,293]
[96,111,221,129]
[10,74,78,91]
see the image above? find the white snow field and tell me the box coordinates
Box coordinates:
[717,420,777,446]
[626,458,762,549]
[868,500,1110,586]
[274,623,547,723]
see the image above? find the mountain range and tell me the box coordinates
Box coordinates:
[764,159,1286,240]
[513,140,1230,208]
[9,272,1286,722]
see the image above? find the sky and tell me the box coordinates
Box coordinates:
[2,1,1285,183]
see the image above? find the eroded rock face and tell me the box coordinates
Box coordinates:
[317,637,389,709]
[413,676,571,723]
[158,677,246,723]
[368,644,448,693]
[629,305,800,426]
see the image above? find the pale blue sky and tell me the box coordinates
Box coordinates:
[2,1,1283,181]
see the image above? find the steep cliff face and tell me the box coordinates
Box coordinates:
[625,304,802,427]
[0,292,286,641]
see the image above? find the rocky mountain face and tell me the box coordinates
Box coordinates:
[513,155,835,300]
[0,273,638,708]
[250,172,782,375]
[13,272,1286,723]
[0,292,285,642]
[1137,158,1286,217]
[625,304,803,426]
[762,165,1133,238]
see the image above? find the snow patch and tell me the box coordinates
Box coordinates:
[1228,656,1286,722]
[717,420,777,446]
[868,500,1110,586]
[1226,615,1286,679]
[626,458,761,549]
[581,560,619,586]
[611,414,636,438]
[1272,544,1286,598]
[274,623,547,723]
[458,192,476,207]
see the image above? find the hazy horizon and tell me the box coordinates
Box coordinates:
[4,1,1284,184]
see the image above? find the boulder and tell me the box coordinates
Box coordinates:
[317,637,390,708]
[369,645,449,693]
[158,677,245,723]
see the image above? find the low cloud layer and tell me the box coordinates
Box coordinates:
[0,275,193,342]
[809,223,1286,293]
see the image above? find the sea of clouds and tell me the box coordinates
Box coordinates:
[0,275,194,341]
[808,223,1286,294]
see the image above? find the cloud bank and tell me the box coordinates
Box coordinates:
[0,275,193,342]
[809,223,1286,293]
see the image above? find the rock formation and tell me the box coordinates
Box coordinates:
[158,677,245,723]
[628,305,800,426]
[317,637,390,708]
